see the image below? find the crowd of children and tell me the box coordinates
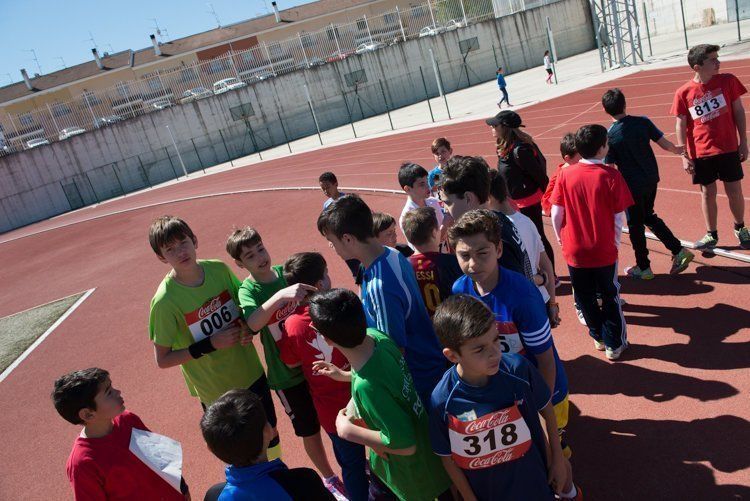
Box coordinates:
[52,44,745,501]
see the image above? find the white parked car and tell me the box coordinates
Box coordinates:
[26,138,50,149]
[355,41,386,54]
[213,78,247,95]
[180,87,213,103]
[94,115,124,128]
[152,99,174,110]
[58,127,86,140]
[419,25,447,37]
[445,19,469,30]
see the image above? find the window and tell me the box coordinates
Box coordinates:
[145,76,162,91]
[116,82,130,98]
[411,5,427,17]
[357,19,367,30]
[82,91,101,106]
[208,58,231,74]
[327,26,340,41]
[384,13,398,25]
[51,103,72,117]
[19,113,33,126]
[241,51,258,65]
[268,42,283,58]
[180,68,198,83]
[300,33,314,48]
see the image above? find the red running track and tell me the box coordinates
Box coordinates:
[0,61,748,500]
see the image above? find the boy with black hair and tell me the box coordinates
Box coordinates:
[202,389,334,501]
[429,295,578,501]
[320,172,345,210]
[317,195,446,407]
[439,155,531,278]
[402,207,463,316]
[226,227,345,497]
[602,87,694,278]
[279,252,370,501]
[53,368,190,500]
[430,137,454,197]
[398,162,445,248]
[449,209,573,464]
[551,125,634,360]
[671,44,748,249]
[542,133,579,216]
[308,288,452,501]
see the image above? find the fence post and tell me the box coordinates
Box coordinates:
[263,42,276,74]
[137,155,152,187]
[111,164,125,194]
[191,138,206,172]
[228,52,241,79]
[84,173,100,203]
[298,33,310,67]
[83,95,97,126]
[332,24,342,55]
[6,113,21,148]
[419,67,435,123]
[304,84,323,145]
[642,2,653,56]
[45,103,60,135]
[428,48,451,120]
[378,80,394,130]
[460,0,468,25]
[427,0,438,27]
[340,88,358,138]
[396,7,407,41]
[736,0,742,41]
[679,0,688,50]
[364,15,374,44]
[546,16,558,84]
[277,110,293,153]
[165,125,188,177]
[492,44,499,67]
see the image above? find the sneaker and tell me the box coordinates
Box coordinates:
[694,233,718,250]
[670,248,694,274]
[593,339,606,351]
[558,483,584,500]
[605,342,628,361]
[324,476,348,501]
[554,277,561,289]
[575,304,587,326]
[624,265,654,280]
[735,226,750,249]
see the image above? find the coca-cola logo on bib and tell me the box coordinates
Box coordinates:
[272,301,298,323]
[465,408,512,434]
[198,297,222,319]
[468,449,516,468]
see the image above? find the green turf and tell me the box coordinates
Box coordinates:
[0,292,86,374]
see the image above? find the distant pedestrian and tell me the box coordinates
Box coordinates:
[544,50,554,84]
[496,67,511,108]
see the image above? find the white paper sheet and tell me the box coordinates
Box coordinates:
[129,428,183,493]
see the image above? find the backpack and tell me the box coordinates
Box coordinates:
[513,142,549,192]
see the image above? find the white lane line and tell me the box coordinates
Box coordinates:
[0,288,96,384]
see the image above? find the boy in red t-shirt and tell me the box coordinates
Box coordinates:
[278,252,369,501]
[671,44,748,249]
[542,133,580,216]
[550,125,634,361]
[53,368,189,500]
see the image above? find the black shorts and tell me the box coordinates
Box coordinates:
[276,380,320,437]
[692,151,744,185]
[546,68,553,75]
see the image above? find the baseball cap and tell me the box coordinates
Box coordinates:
[485,110,524,128]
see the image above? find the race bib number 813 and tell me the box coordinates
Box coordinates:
[689,93,727,121]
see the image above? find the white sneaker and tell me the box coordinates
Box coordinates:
[593,340,606,351]
[575,305,587,326]
[605,342,628,361]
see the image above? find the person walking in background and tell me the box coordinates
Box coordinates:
[544,51,554,84]
[496,67,511,108]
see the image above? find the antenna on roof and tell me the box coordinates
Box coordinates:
[150,19,171,42]
[55,57,67,69]
[23,49,43,75]
[206,3,222,28]
[83,31,99,51]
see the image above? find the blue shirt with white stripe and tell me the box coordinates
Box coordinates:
[361,247,447,401]
[452,267,568,404]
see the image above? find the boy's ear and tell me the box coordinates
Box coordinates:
[495,240,503,258]
[192,236,198,249]
[443,347,460,365]
[234,259,246,270]
[157,253,169,264]
[403,184,412,193]
[78,407,95,423]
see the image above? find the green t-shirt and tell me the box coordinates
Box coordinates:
[352,329,451,501]
[238,265,304,391]
[148,259,265,405]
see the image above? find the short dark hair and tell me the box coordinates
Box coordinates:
[319,171,337,184]
[441,156,491,204]
[372,212,396,235]
[283,252,327,286]
[226,227,262,261]
[602,88,625,116]
[448,209,501,249]
[433,294,496,353]
[402,207,438,246]
[201,389,267,467]
[308,288,367,348]
[398,162,429,188]
[317,194,374,241]
[431,137,452,154]
[52,368,110,425]
[687,44,720,68]
[575,124,609,159]
[149,216,196,257]
[560,132,577,159]
[488,170,508,204]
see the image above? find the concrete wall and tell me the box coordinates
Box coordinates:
[0,0,594,234]
[639,0,750,36]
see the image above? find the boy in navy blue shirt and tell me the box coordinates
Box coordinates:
[317,194,446,407]
[602,88,694,279]
[429,295,576,501]
[201,389,334,501]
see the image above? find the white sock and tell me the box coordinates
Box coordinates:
[560,484,577,499]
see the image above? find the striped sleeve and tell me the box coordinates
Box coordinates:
[514,280,553,354]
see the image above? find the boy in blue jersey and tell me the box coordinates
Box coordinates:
[449,209,576,469]
[317,194,446,407]
[429,295,576,501]
[201,389,334,501]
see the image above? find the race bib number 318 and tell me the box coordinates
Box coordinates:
[184,291,241,342]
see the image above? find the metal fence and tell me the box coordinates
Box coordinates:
[0,0,558,153]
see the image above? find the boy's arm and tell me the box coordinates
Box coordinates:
[614,211,626,249]
[655,136,684,155]
[152,324,241,368]
[733,97,747,162]
[369,288,408,349]
[539,403,568,495]
[440,456,477,501]
[675,116,694,174]
[551,205,564,246]
[534,347,557,397]
[244,283,316,332]
[336,409,416,457]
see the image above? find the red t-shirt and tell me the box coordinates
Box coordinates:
[66,411,184,501]
[278,305,352,435]
[550,161,634,268]
[541,162,566,215]
[670,73,747,159]
[408,252,463,317]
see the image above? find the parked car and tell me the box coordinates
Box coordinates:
[306,57,326,68]
[26,138,50,149]
[445,19,469,30]
[151,99,174,110]
[355,41,387,54]
[179,87,213,103]
[419,25,447,37]
[94,115,124,128]
[213,77,247,95]
[244,70,277,84]
[58,127,86,140]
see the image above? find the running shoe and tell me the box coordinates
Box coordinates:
[624,265,654,280]
[576,304,587,326]
[605,342,628,361]
[735,226,750,249]
[324,476,348,501]
[670,248,694,274]
[694,233,718,250]
[593,339,606,351]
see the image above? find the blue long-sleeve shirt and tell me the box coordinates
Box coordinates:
[497,73,506,88]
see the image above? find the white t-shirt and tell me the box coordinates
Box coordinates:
[399,197,445,248]
[544,55,551,69]
[508,211,550,303]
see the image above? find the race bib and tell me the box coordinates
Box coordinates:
[266,300,298,341]
[689,92,727,121]
[496,320,525,355]
[184,291,241,342]
[448,403,532,470]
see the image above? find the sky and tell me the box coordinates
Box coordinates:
[0,0,315,87]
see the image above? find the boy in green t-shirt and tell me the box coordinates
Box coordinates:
[226,227,343,496]
[309,288,453,501]
[147,216,281,458]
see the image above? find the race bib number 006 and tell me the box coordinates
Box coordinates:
[689,92,727,121]
[447,404,532,469]
[184,291,241,342]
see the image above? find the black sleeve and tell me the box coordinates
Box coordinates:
[270,467,336,500]
[515,144,549,191]
[203,482,227,501]
[437,254,464,300]
[499,223,525,275]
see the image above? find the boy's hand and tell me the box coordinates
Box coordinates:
[672,144,685,156]
[547,455,568,495]
[235,320,254,346]
[335,408,355,439]
[273,283,318,306]
[209,326,241,350]
[547,302,561,328]
[739,140,748,162]
[682,155,695,175]
[312,361,351,382]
